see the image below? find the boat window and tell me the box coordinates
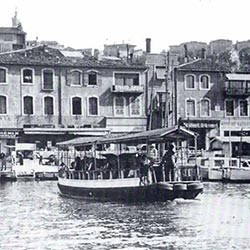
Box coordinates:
[215,160,224,166]
[242,161,250,168]
[200,159,206,166]
[231,160,238,166]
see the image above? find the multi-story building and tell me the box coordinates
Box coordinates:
[145,38,179,130]
[0,11,26,53]
[0,45,147,152]
[174,58,250,157]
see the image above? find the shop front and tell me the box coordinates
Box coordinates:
[220,120,250,157]
[0,129,22,154]
[182,119,220,151]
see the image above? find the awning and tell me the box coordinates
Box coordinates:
[226,73,250,81]
[216,137,250,143]
[16,143,36,151]
[155,67,166,80]
[23,127,110,136]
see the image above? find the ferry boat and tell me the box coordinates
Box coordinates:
[57,126,203,202]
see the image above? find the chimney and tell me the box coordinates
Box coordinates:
[184,44,188,62]
[94,49,99,59]
[201,48,206,59]
[146,38,151,53]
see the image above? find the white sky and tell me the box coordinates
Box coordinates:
[1,0,250,52]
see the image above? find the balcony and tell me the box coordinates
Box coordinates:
[111,85,144,94]
[224,87,250,96]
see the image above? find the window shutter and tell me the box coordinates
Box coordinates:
[82,72,86,86]
[83,73,88,86]
[65,70,71,86]
[97,73,102,86]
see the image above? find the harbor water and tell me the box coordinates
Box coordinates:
[0,181,250,250]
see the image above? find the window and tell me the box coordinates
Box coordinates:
[114,97,125,116]
[22,68,33,84]
[0,96,7,114]
[247,81,250,90]
[228,81,242,89]
[72,97,82,115]
[88,71,97,85]
[186,99,196,117]
[23,96,34,115]
[88,97,98,115]
[42,69,53,90]
[225,100,234,116]
[130,97,141,116]
[239,100,248,117]
[0,68,7,83]
[185,75,195,89]
[115,73,139,86]
[71,70,81,86]
[200,99,210,117]
[200,75,210,89]
[44,96,54,115]
[3,34,12,41]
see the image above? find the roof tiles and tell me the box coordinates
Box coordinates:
[0,45,146,70]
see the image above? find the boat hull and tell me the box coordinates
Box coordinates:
[35,172,58,181]
[208,168,223,181]
[0,171,17,181]
[57,178,203,202]
[223,168,250,183]
[11,162,59,181]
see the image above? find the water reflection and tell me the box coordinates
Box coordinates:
[0,181,250,249]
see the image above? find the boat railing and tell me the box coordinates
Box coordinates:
[176,163,201,181]
[59,163,201,182]
[60,167,141,180]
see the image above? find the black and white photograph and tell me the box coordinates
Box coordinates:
[0,0,250,249]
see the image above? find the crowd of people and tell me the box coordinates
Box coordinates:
[60,143,179,182]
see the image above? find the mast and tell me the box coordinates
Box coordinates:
[229,117,232,160]
[149,65,155,130]
[239,128,243,167]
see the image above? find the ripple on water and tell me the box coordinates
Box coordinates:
[1,181,250,249]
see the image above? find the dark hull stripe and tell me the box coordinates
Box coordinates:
[58,183,202,202]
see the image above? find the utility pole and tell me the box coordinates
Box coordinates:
[164,52,170,128]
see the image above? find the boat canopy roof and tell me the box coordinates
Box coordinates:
[57,136,102,147]
[57,126,196,147]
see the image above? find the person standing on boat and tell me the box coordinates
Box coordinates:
[162,143,176,181]
[0,152,6,171]
[148,145,158,163]
[139,154,150,184]
[17,151,24,165]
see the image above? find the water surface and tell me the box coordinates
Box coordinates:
[0,181,250,249]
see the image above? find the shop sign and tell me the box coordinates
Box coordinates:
[0,131,19,138]
[221,121,250,130]
[184,122,217,129]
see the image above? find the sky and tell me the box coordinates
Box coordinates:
[1,0,250,53]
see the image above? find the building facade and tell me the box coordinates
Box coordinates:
[0,11,26,53]
[0,45,147,152]
[175,59,250,157]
